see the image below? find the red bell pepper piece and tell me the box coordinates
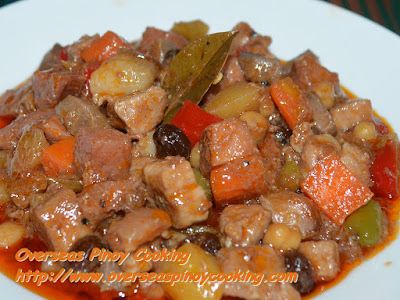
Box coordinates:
[371,139,398,199]
[0,115,15,129]
[171,100,223,147]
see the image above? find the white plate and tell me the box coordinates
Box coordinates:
[0,0,399,299]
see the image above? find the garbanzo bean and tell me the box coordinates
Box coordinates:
[353,121,377,141]
[263,223,301,251]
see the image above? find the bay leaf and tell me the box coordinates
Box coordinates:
[162,31,237,123]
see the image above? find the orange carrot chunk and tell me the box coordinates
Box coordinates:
[270,77,312,130]
[81,31,128,63]
[210,155,266,207]
[42,136,76,177]
[301,153,373,225]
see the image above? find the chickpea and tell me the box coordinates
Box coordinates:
[310,81,335,110]
[353,121,377,141]
[190,142,201,169]
[263,223,301,251]
[0,222,24,249]
[239,111,269,144]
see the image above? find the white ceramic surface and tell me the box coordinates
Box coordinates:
[0,0,399,299]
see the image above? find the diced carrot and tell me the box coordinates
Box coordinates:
[80,31,128,63]
[301,153,373,225]
[210,155,266,207]
[270,77,312,129]
[0,115,15,129]
[42,136,76,177]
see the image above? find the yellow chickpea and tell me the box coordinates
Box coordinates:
[353,121,377,141]
[263,223,301,251]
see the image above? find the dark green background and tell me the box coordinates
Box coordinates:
[0,0,399,35]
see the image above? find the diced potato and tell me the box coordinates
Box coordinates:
[190,142,201,169]
[157,243,223,300]
[172,20,209,41]
[90,51,158,105]
[204,82,261,118]
[0,222,25,249]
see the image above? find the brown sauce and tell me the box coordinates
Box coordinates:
[0,88,399,300]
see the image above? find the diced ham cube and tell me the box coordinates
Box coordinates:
[113,86,167,139]
[299,241,340,282]
[31,188,91,251]
[143,156,211,228]
[200,118,258,177]
[217,245,300,300]
[340,142,371,186]
[106,208,171,252]
[74,127,132,186]
[219,204,271,246]
[32,67,86,109]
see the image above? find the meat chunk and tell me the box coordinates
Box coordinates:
[238,52,282,84]
[259,134,282,191]
[200,118,258,177]
[0,109,53,149]
[32,67,86,109]
[31,188,91,251]
[330,99,373,131]
[340,142,371,186]
[138,27,188,54]
[300,134,341,171]
[113,86,167,139]
[217,245,300,300]
[291,55,339,92]
[231,22,273,56]
[0,80,34,117]
[56,95,111,135]
[74,127,132,186]
[299,241,340,282]
[148,39,180,65]
[143,156,211,228]
[210,155,266,206]
[42,115,71,143]
[219,204,271,246]
[260,191,320,239]
[106,208,171,252]
[38,43,62,71]
[307,92,336,135]
[79,179,145,228]
[219,56,246,89]
[290,122,313,153]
